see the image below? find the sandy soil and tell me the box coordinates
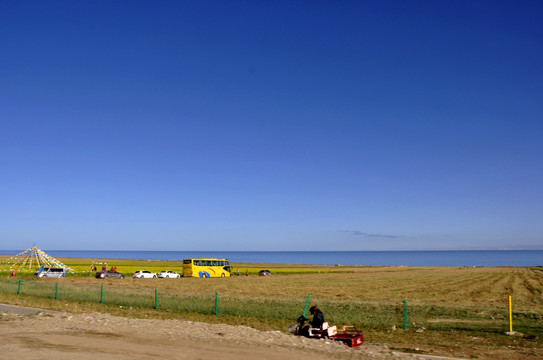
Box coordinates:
[0,306,462,360]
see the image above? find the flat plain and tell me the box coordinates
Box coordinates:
[0,257,542,359]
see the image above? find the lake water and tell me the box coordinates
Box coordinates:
[2,250,542,267]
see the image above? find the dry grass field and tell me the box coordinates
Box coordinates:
[0,258,542,359]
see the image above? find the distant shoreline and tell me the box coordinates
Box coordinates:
[1,249,541,252]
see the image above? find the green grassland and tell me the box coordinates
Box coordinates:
[0,256,542,359]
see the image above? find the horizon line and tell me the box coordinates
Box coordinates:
[1,248,542,252]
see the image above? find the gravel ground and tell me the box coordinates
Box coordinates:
[0,307,463,360]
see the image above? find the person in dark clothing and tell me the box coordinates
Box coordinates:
[309,305,325,329]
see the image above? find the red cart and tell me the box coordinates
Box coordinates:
[330,326,364,347]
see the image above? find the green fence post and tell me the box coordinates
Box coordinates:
[55,282,59,300]
[302,294,311,316]
[101,284,104,304]
[17,279,22,295]
[403,299,407,330]
[215,292,219,315]
[154,289,158,310]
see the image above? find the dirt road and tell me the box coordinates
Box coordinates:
[0,305,457,360]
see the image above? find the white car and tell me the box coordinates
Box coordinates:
[35,267,66,278]
[133,270,157,278]
[158,270,181,278]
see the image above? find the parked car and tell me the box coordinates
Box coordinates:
[258,269,272,276]
[95,270,125,279]
[158,270,181,278]
[35,266,66,278]
[133,270,157,278]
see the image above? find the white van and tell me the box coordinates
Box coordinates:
[35,266,66,278]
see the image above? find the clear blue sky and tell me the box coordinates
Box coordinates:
[1,1,542,251]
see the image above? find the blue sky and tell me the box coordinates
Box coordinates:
[1,1,542,251]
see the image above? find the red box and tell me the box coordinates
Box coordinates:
[330,326,364,347]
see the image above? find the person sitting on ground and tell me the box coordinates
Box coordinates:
[309,305,325,329]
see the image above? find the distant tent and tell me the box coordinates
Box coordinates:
[0,245,71,273]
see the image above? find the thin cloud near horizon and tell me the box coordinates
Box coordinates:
[342,230,399,239]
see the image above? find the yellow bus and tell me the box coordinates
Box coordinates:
[182,258,231,278]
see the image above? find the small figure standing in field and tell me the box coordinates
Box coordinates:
[309,305,325,330]
[236,268,240,276]
[11,268,16,277]
[245,269,248,276]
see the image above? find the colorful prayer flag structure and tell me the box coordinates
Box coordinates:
[0,245,71,273]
